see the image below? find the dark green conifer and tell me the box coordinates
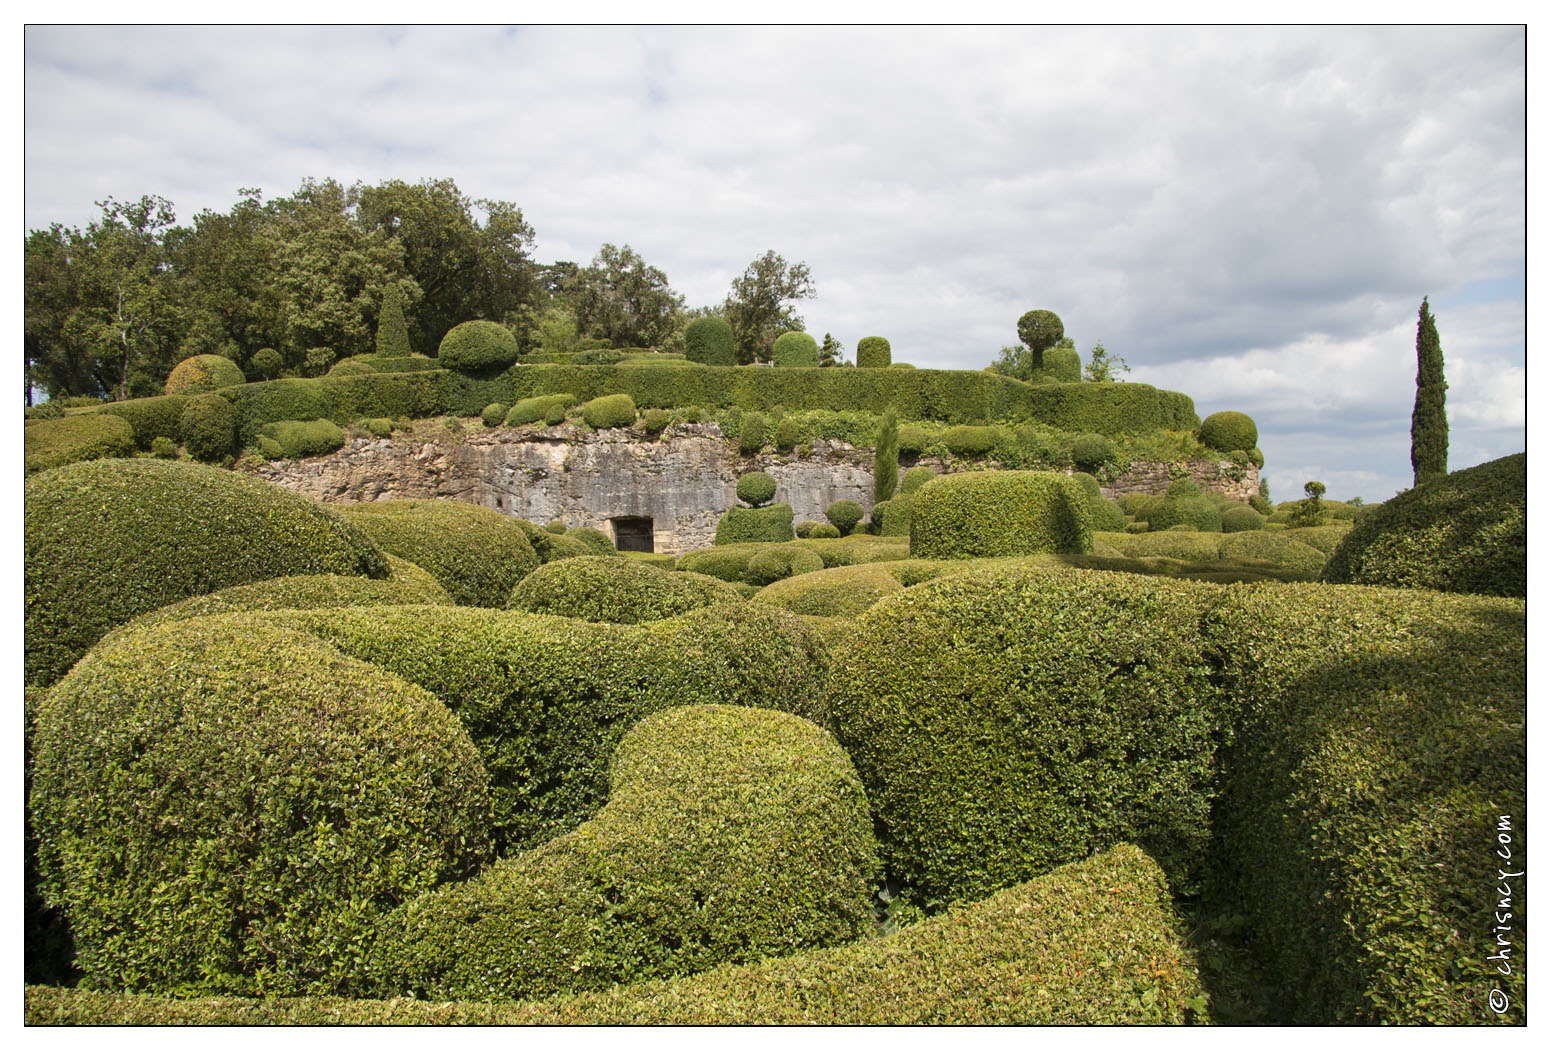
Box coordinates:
[873,409,899,504]
[376,282,412,358]
[1410,296,1448,487]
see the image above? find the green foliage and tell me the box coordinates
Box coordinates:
[1215,532,1328,576]
[565,526,618,556]
[910,471,1092,559]
[569,243,686,349]
[1072,473,1127,532]
[375,282,413,357]
[1249,492,1273,515]
[1246,446,1264,468]
[177,392,238,462]
[437,320,520,372]
[1220,504,1265,532]
[873,409,899,503]
[880,491,915,536]
[1321,453,1525,597]
[303,346,337,377]
[1198,411,1258,453]
[825,500,865,536]
[715,504,796,545]
[507,393,574,426]
[771,331,820,368]
[723,251,817,364]
[24,458,389,687]
[164,353,246,396]
[1016,309,1064,367]
[23,844,1208,1025]
[752,563,905,618]
[1287,479,1326,528]
[683,316,736,367]
[25,401,65,420]
[736,471,778,507]
[337,499,539,607]
[24,413,136,474]
[1083,339,1130,382]
[748,543,826,585]
[507,556,742,624]
[481,401,509,427]
[1094,529,1224,564]
[1146,479,1222,533]
[1070,432,1113,471]
[941,425,1000,456]
[257,418,346,459]
[328,358,377,378]
[150,435,177,458]
[546,519,569,534]
[1410,296,1448,486]
[855,336,892,368]
[365,416,393,437]
[641,407,671,434]
[582,392,636,429]
[831,565,1233,902]
[900,466,936,495]
[114,571,454,636]
[30,615,492,995]
[739,410,768,454]
[249,347,283,380]
[1040,344,1082,382]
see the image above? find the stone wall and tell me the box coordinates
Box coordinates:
[255,423,1258,556]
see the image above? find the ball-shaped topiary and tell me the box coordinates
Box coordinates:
[771,331,820,368]
[1071,433,1113,472]
[748,543,826,585]
[825,500,865,536]
[546,519,569,534]
[1147,480,1223,533]
[258,419,346,460]
[507,556,743,624]
[582,393,637,429]
[337,499,539,607]
[566,526,619,556]
[177,393,238,463]
[1198,411,1259,453]
[641,408,672,434]
[1246,447,1265,469]
[31,615,493,996]
[437,320,521,372]
[249,347,284,381]
[910,471,1092,559]
[1221,504,1266,533]
[683,317,736,367]
[736,471,778,507]
[1016,310,1064,355]
[739,411,768,455]
[856,336,892,369]
[24,458,391,687]
[165,354,246,396]
[807,522,842,539]
[328,358,377,378]
[481,402,510,428]
[899,466,938,495]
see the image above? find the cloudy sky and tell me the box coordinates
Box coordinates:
[22,24,1526,503]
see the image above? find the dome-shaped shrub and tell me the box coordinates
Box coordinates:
[684,317,736,367]
[1199,411,1259,453]
[437,320,521,372]
[899,465,938,495]
[582,393,637,429]
[165,354,246,396]
[328,358,377,378]
[856,336,892,369]
[1041,345,1082,383]
[752,562,905,618]
[825,500,865,536]
[1221,504,1266,533]
[771,332,819,368]
[24,413,136,475]
[481,402,510,428]
[24,458,390,688]
[337,499,539,607]
[808,522,842,539]
[1320,453,1525,597]
[1071,433,1113,472]
[177,393,238,463]
[748,543,825,585]
[258,418,345,460]
[910,471,1092,558]
[738,412,768,454]
[736,471,778,507]
[1147,479,1223,533]
[31,615,493,996]
[942,425,1000,457]
[507,556,743,624]
[546,519,569,534]
[249,347,283,380]
[566,526,619,556]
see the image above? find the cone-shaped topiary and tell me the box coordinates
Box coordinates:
[376,282,413,358]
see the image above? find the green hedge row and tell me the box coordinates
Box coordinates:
[24,413,136,475]
[336,500,539,607]
[367,704,878,1002]
[96,394,190,448]
[910,470,1092,558]
[220,373,444,444]
[715,503,796,545]
[24,844,1207,1025]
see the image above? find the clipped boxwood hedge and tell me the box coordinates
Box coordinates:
[506,393,574,426]
[855,335,891,369]
[24,458,390,687]
[506,556,743,623]
[258,418,346,459]
[367,704,878,1002]
[23,412,136,474]
[164,353,246,396]
[910,471,1092,559]
[752,563,906,619]
[715,503,796,545]
[96,394,188,448]
[1320,453,1526,597]
[683,316,735,367]
[23,845,1205,1025]
[830,564,1234,903]
[30,615,494,996]
[437,320,520,372]
[771,331,820,368]
[337,499,539,608]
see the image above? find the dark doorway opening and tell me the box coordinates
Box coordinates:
[611,516,654,553]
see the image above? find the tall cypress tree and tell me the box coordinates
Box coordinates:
[873,409,899,504]
[376,282,412,358]
[1410,296,1448,487]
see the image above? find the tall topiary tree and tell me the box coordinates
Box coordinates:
[1410,296,1448,488]
[1016,310,1064,371]
[376,283,413,358]
[873,409,899,504]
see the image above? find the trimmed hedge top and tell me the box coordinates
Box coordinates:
[506,556,744,624]
[910,470,1092,559]
[24,412,135,475]
[24,458,390,687]
[337,499,540,607]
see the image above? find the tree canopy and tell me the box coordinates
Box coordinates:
[722,250,817,364]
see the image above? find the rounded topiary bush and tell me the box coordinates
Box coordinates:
[165,354,246,396]
[1071,433,1113,472]
[752,563,905,618]
[715,504,795,545]
[808,522,842,539]
[910,471,1092,559]
[1320,453,1526,597]
[1221,504,1266,533]
[507,556,743,624]
[771,331,820,368]
[178,392,238,463]
[1071,473,1127,532]
[481,402,510,428]
[546,519,569,534]
[151,435,177,458]
[879,492,915,536]
[566,525,621,556]
[642,408,671,434]
[367,703,878,1003]
[249,347,284,380]
[899,465,938,495]
[683,317,736,367]
[739,411,769,454]
[830,565,1233,904]
[582,393,636,429]
[856,336,892,369]
[337,499,539,607]
[736,471,778,507]
[825,500,865,536]
[1146,480,1223,533]
[24,413,136,475]
[1198,411,1259,453]
[1016,310,1063,353]
[1041,345,1082,383]
[748,543,825,585]
[114,572,455,636]
[328,357,377,378]
[1218,532,1327,577]
[437,320,521,372]
[258,418,345,460]
[942,425,1000,457]
[25,458,390,686]
[507,394,575,427]
[30,615,493,996]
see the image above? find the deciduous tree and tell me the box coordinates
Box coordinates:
[722,250,816,364]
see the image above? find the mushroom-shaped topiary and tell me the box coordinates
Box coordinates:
[437,320,521,372]
[736,471,778,507]
[165,354,247,396]
[1198,411,1259,453]
[1016,310,1064,368]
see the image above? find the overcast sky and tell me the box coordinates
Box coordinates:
[22,24,1526,503]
